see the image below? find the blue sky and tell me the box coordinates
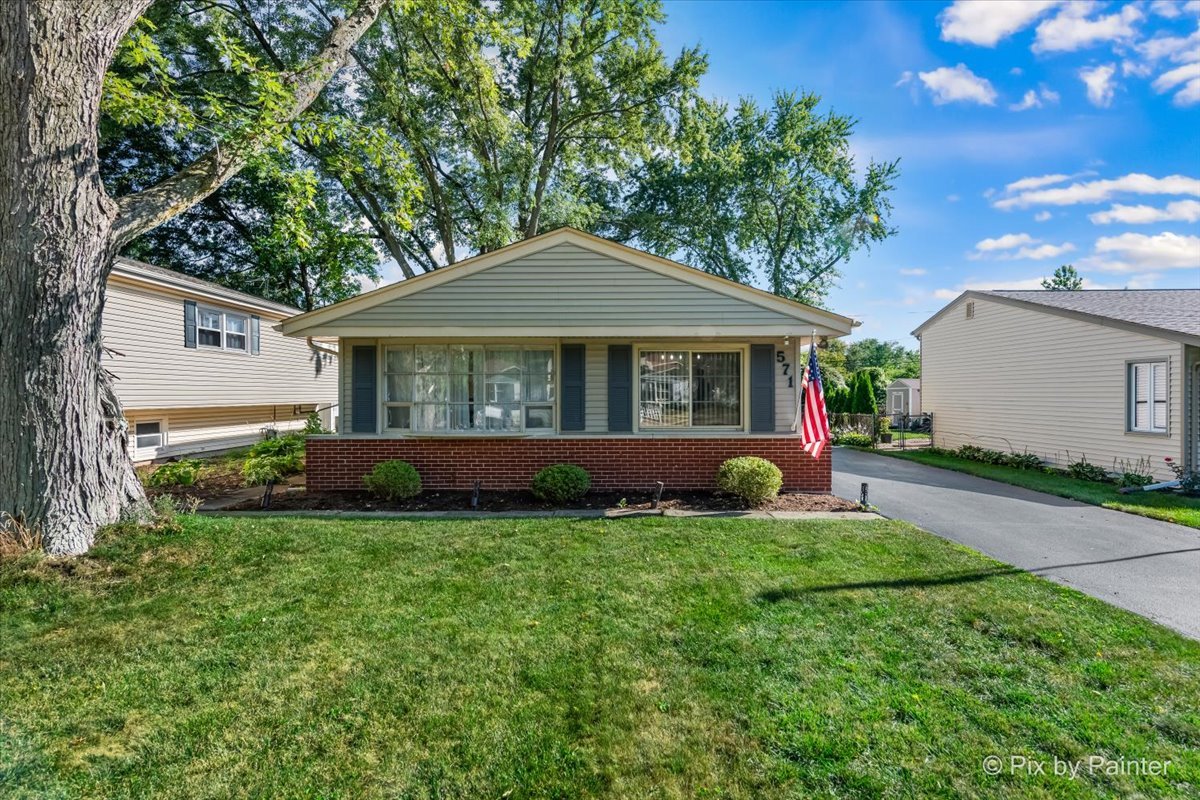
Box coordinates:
[656,0,1200,345]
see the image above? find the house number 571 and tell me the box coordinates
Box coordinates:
[776,350,793,388]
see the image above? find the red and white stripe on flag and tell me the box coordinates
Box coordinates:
[799,345,830,460]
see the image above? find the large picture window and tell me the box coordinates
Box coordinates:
[639,349,741,428]
[1129,360,1167,433]
[383,344,555,432]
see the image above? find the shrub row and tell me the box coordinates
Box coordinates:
[242,434,306,486]
[361,456,787,508]
[939,445,1165,489]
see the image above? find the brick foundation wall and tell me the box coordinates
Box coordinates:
[306,436,831,494]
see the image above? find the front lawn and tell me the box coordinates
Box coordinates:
[880,449,1200,529]
[2,516,1198,798]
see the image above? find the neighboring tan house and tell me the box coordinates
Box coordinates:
[279,227,857,493]
[886,378,920,419]
[914,289,1200,480]
[104,257,339,463]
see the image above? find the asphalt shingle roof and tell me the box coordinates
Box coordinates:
[986,289,1200,339]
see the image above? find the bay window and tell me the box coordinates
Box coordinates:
[383,344,555,432]
[639,349,742,428]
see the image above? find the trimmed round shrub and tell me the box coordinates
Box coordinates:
[716,456,783,506]
[363,459,422,501]
[833,431,873,448]
[531,464,591,505]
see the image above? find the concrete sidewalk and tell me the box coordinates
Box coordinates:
[833,447,1200,640]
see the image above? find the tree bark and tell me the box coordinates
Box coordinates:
[0,0,153,555]
[0,0,385,555]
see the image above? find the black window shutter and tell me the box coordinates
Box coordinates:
[560,344,586,431]
[607,345,633,432]
[183,300,197,348]
[250,315,261,355]
[351,345,378,433]
[749,344,775,432]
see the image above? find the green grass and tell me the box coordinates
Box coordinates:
[2,516,1198,798]
[880,449,1200,529]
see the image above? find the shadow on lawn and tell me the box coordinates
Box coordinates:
[761,546,1200,600]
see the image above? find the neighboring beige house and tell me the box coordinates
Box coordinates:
[104,257,338,463]
[279,227,857,494]
[886,378,921,419]
[914,289,1200,480]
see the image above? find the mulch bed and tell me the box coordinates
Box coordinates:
[146,472,246,505]
[226,486,860,514]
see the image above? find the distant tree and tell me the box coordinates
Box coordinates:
[817,339,849,390]
[616,90,899,305]
[1041,265,1083,291]
[850,371,877,414]
[845,338,919,380]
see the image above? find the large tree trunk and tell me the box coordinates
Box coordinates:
[0,1,152,555]
[1,0,385,555]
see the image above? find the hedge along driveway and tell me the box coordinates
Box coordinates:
[1,515,1198,798]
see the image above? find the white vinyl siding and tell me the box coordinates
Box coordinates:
[1129,361,1168,433]
[920,295,1185,480]
[127,405,315,462]
[103,280,337,410]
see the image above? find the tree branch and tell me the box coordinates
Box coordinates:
[111,0,387,247]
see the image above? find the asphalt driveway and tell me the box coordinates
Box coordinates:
[832,447,1200,640]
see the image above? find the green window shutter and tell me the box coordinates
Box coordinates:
[607,345,633,432]
[560,344,586,431]
[250,315,261,355]
[351,345,378,433]
[750,344,775,432]
[183,300,197,349]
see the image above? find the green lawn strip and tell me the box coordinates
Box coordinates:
[1,516,1197,798]
[877,449,1200,530]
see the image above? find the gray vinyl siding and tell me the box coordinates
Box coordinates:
[127,404,316,463]
[330,243,804,331]
[921,295,1186,480]
[103,280,337,410]
[584,344,607,433]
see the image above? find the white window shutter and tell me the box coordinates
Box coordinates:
[1152,363,1167,430]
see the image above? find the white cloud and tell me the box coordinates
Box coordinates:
[1137,28,1200,63]
[947,193,961,202]
[1150,0,1200,18]
[1079,63,1118,106]
[1005,173,1072,192]
[1010,66,1024,76]
[939,1,1061,46]
[899,268,928,276]
[895,70,914,87]
[1035,210,1054,222]
[918,63,998,105]
[995,173,1200,209]
[1089,199,1200,224]
[1122,59,1153,77]
[1009,85,1061,110]
[1011,242,1077,260]
[1086,231,1200,271]
[975,232,1038,252]
[933,271,1144,299]
[1034,3,1143,53]
[1153,62,1200,105]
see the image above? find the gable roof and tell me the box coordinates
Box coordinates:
[913,289,1200,345]
[280,227,857,338]
[888,378,920,389]
[112,257,301,318]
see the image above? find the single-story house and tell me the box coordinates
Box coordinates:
[104,257,339,463]
[886,378,921,419]
[280,227,857,493]
[914,289,1200,480]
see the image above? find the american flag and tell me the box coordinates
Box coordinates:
[799,344,830,459]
